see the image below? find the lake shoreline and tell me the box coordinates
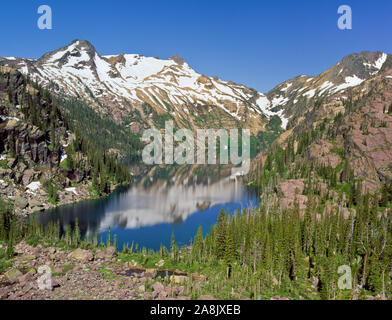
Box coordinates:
[32,175,259,251]
[20,181,132,218]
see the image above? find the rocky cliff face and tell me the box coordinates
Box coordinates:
[0,66,95,215]
[0,119,52,166]
[298,62,392,191]
[255,52,392,205]
[0,66,63,166]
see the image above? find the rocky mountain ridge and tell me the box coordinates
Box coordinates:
[0,40,283,136]
[2,43,390,138]
[266,51,392,129]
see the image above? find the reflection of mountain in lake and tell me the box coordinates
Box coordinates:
[33,169,258,250]
[97,176,248,231]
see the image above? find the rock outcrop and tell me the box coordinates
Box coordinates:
[0,67,114,215]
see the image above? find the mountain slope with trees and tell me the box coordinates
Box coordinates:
[0,66,130,215]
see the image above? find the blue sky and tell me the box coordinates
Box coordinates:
[0,0,391,92]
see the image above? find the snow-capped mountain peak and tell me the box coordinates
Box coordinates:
[1,42,389,134]
[0,40,278,132]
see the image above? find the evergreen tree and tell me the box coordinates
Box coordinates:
[107,226,112,247]
[192,225,203,261]
[224,230,236,265]
[73,218,81,245]
[215,209,227,260]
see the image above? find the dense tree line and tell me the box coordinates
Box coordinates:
[240,95,392,298]
[55,95,143,165]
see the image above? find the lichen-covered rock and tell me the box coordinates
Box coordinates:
[95,246,117,260]
[169,275,187,284]
[4,268,23,284]
[68,248,94,262]
[14,195,28,209]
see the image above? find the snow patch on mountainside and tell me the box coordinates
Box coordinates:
[271,96,289,108]
[364,53,387,74]
[256,96,289,129]
[319,81,335,95]
[281,82,292,92]
[303,89,316,98]
[109,54,176,82]
[374,53,387,70]
[334,75,364,93]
